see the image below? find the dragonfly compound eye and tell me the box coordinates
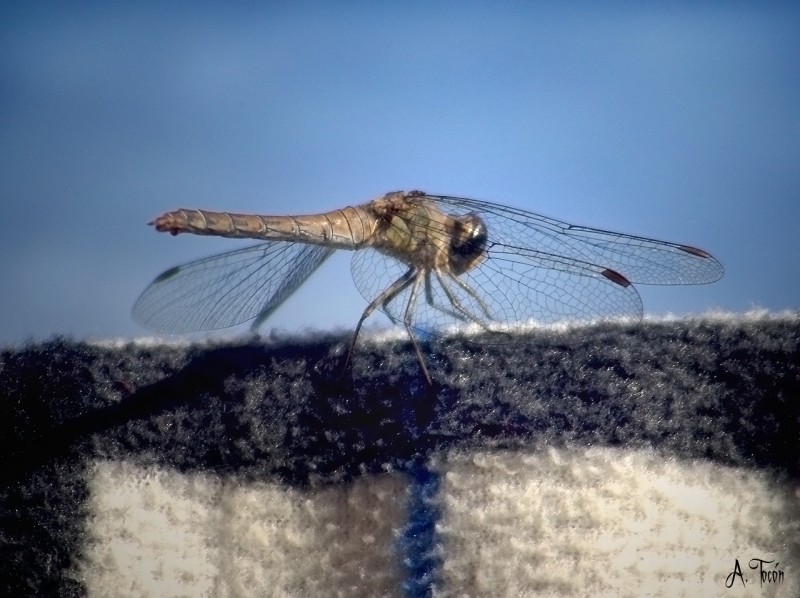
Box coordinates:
[448,213,489,275]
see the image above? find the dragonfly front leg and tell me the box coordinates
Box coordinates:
[419,269,496,332]
[443,271,495,322]
[439,271,513,340]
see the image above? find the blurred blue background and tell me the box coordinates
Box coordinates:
[1,2,798,346]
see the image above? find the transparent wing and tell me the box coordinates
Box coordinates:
[351,242,643,337]
[426,194,724,285]
[350,193,722,338]
[133,242,335,333]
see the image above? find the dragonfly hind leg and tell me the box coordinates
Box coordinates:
[343,267,427,379]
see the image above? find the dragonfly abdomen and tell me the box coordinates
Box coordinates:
[150,206,378,249]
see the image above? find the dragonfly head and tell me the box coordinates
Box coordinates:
[448,213,488,275]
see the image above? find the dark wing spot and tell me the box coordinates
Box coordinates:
[153,266,182,283]
[679,245,713,259]
[601,268,631,288]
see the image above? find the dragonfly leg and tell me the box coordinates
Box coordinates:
[424,271,437,312]
[430,270,494,332]
[401,272,432,384]
[343,267,416,376]
[420,271,468,323]
[443,271,495,321]
[422,272,462,322]
[421,269,481,325]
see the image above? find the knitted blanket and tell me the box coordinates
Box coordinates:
[2,314,798,596]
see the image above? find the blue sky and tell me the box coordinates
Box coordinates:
[1,2,798,346]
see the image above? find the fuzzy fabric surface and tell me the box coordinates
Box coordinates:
[1,314,799,597]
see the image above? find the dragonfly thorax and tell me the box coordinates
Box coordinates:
[366,193,490,277]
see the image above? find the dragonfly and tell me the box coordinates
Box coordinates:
[133,190,723,382]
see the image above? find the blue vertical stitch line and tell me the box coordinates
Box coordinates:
[399,457,442,598]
